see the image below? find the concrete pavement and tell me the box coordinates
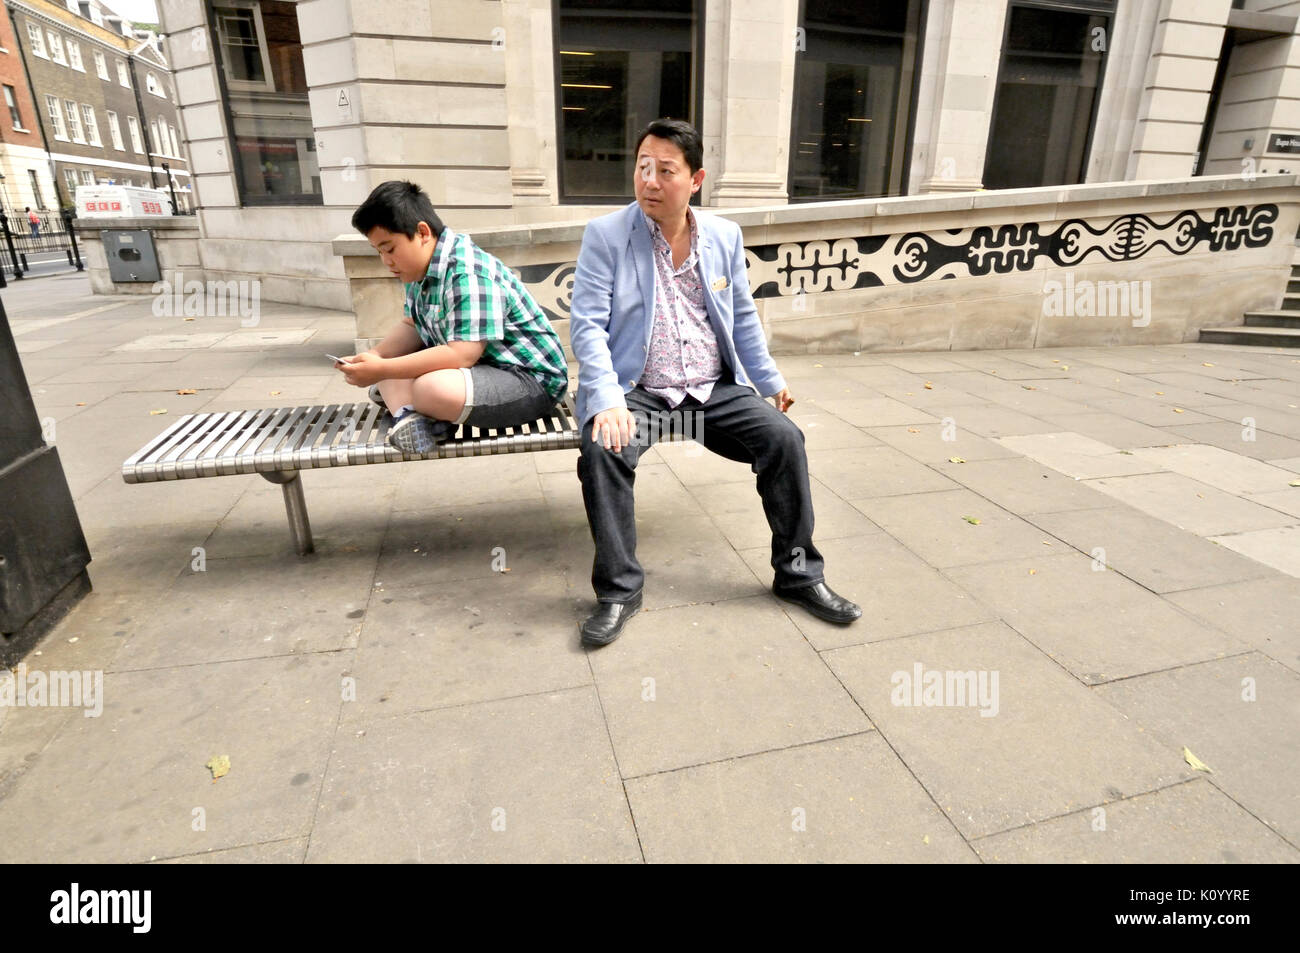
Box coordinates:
[1,272,1298,863]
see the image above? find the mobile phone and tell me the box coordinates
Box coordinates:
[326,354,353,365]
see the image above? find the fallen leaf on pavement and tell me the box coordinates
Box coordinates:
[907,427,920,433]
[1022,385,1037,390]
[270,390,282,396]
[1028,569,1037,575]
[948,456,966,463]
[1289,480,1300,487]
[1173,408,1185,413]
[962,516,981,525]
[1202,362,1215,367]
[1183,747,1213,773]
[75,401,86,406]
[205,755,230,781]
[177,389,196,395]
[924,382,933,389]
[149,409,167,415]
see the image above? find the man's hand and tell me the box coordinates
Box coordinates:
[591,406,637,453]
[337,351,387,387]
[771,388,795,413]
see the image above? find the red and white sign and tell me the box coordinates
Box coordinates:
[75,185,171,218]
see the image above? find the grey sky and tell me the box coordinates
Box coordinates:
[101,0,160,24]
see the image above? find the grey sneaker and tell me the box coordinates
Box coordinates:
[386,412,452,454]
[368,384,386,408]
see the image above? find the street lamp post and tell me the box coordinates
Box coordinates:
[161,162,178,216]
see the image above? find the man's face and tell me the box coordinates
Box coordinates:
[633,135,705,226]
[367,223,435,283]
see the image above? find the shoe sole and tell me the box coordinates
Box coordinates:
[387,415,449,454]
[772,589,861,625]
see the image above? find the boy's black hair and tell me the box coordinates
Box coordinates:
[351,180,445,239]
[634,118,703,174]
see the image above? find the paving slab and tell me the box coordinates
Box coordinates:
[626,733,977,863]
[393,451,545,510]
[974,779,1299,863]
[932,456,1116,515]
[654,437,758,486]
[738,533,996,649]
[1094,654,1300,847]
[995,432,1163,479]
[306,687,640,863]
[823,622,1195,839]
[586,596,870,778]
[1191,403,1300,439]
[809,445,959,499]
[1160,421,1300,462]
[1208,525,1300,577]
[155,837,310,864]
[1029,505,1278,593]
[688,475,880,551]
[1086,396,1219,427]
[863,422,1019,464]
[946,553,1249,684]
[204,483,395,560]
[925,403,1064,437]
[340,571,589,722]
[1127,444,1300,495]
[1085,472,1298,537]
[806,396,939,427]
[1163,577,1300,674]
[109,550,376,671]
[0,653,346,863]
[850,488,1061,569]
[794,413,882,451]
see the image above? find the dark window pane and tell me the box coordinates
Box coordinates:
[213,1,320,204]
[557,0,696,201]
[984,6,1107,190]
[789,0,922,200]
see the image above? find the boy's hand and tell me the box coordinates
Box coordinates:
[337,352,387,387]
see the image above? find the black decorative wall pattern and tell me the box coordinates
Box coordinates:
[512,204,1278,323]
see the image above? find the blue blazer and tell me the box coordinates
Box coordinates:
[569,202,787,427]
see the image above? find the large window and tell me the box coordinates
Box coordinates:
[107,110,125,150]
[93,49,109,80]
[27,23,47,58]
[983,2,1109,190]
[46,95,67,140]
[64,100,84,143]
[4,85,23,129]
[126,114,144,153]
[68,40,84,72]
[788,0,923,200]
[81,105,101,146]
[212,0,320,204]
[554,0,699,202]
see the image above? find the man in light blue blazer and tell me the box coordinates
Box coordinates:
[570,118,861,646]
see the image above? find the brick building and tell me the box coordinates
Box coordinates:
[0,1,53,211]
[6,0,190,209]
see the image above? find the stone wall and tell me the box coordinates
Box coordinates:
[74,214,201,294]
[333,173,1300,354]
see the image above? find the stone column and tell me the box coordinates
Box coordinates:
[502,0,559,206]
[705,0,797,207]
[910,0,1009,193]
[1127,0,1233,180]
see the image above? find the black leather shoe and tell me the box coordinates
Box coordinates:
[772,581,861,624]
[580,591,643,647]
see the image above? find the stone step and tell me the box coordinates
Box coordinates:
[1199,325,1300,347]
[1281,294,1300,311]
[1245,311,1300,329]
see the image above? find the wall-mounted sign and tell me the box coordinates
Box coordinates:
[1266,133,1300,154]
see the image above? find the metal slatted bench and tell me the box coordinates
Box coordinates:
[122,397,583,555]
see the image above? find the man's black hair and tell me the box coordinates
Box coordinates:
[351,180,445,239]
[634,118,703,174]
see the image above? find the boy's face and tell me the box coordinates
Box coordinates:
[634,135,704,227]
[367,222,436,283]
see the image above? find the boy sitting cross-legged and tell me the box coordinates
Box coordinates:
[339,180,569,453]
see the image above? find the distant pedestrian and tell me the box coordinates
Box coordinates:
[25,207,38,238]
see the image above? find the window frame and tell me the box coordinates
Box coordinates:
[64,168,78,195]
[93,48,109,80]
[67,39,84,71]
[146,71,167,98]
[64,99,84,143]
[26,22,47,58]
[47,31,67,65]
[81,104,101,146]
[117,59,131,87]
[80,169,95,187]
[29,169,46,208]
[214,1,276,93]
[4,84,25,130]
[106,110,125,150]
[46,94,68,140]
[126,114,144,153]
[550,0,706,205]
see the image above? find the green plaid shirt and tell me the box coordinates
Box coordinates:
[403,228,568,401]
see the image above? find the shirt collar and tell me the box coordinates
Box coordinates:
[418,227,457,290]
[642,207,698,255]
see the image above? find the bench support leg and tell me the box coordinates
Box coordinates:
[259,470,314,555]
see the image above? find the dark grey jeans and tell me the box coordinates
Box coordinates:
[577,378,826,602]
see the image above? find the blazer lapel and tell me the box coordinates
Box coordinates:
[628,207,656,348]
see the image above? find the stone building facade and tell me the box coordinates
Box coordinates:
[0,3,54,210]
[6,0,190,209]
[156,0,1300,310]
